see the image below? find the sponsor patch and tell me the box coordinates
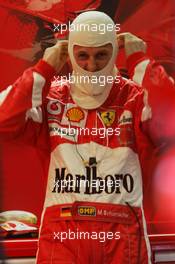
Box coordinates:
[61,103,87,127]
[100,111,115,126]
[47,100,62,115]
[78,206,96,217]
[66,107,84,122]
[118,110,133,125]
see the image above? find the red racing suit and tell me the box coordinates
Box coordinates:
[0,52,175,264]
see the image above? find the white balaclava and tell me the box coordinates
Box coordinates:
[68,11,118,109]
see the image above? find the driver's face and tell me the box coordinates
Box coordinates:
[73,43,113,72]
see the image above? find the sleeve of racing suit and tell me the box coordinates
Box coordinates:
[0,60,56,142]
[127,52,175,146]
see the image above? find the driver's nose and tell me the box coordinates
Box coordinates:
[85,57,98,72]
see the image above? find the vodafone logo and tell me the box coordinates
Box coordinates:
[47,101,62,115]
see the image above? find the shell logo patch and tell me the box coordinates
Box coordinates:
[66,107,85,122]
[100,111,115,126]
[78,206,96,216]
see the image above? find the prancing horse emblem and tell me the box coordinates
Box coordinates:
[100,111,115,126]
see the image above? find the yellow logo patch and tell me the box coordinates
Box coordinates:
[78,206,96,216]
[100,111,115,126]
[66,107,85,122]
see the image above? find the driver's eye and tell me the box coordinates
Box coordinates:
[96,52,108,59]
[77,53,88,60]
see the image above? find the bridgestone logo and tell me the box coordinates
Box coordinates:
[52,166,134,195]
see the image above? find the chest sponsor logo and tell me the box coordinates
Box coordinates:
[52,159,134,195]
[66,107,84,122]
[100,111,115,126]
[47,100,62,115]
[118,110,133,125]
[61,103,87,128]
[78,206,96,216]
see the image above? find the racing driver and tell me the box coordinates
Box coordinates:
[0,11,175,264]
